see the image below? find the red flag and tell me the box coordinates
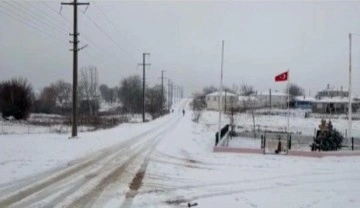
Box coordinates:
[275,71,288,82]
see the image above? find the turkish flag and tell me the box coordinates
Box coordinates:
[275,71,288,82]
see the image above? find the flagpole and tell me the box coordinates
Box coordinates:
[218,40,225,145]
[287,69,290,134]
[348,33,352,146]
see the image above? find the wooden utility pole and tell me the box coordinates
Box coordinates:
[161,70,165,115]
[348,33,352,145]
[168,79,171,110]
[218,40,225,145]
[138,53,150,122]
[61,0,89,138]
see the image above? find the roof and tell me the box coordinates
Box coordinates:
[294,96,316,102]
[238,95,258,101]
[313,96,359,103]
[258,91,288,96]
[206,91,238,97]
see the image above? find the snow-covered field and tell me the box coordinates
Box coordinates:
[201,109,360,137]
[129,106,360,208]
[0,100,360,207]
[0,114,175,184]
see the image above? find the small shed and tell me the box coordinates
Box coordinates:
[205,91,238,111]
[256,91,288,108]
[312,97,359,114]
[292,96,316,109]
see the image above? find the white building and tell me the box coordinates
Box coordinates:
[205,91,238,111]
[257,91,288,108]
[238,95,260,109]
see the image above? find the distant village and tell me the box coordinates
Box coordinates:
[204,84,360,115]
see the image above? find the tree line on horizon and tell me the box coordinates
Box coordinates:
[0,66,166,120]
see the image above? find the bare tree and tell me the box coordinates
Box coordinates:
[241,84,255,96]
[202,86,218,95]
[241,84,257,138]
[52,80,71,114]
[80,66,99,116]
[146,85,166,119]
[286,83,304,98]
[0,78,34,119]
[191,92,206,122]
[119,75,142,114]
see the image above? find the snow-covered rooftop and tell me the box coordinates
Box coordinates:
[206,91,238,97]
[258,91,288,96]
[238,95,258,101]
[294,96,316,102]
[313,96,359,103]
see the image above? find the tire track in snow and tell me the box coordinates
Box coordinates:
[0,115,178,208]
[119,116,183,208]
[163,175,360,207]
[64,116,182,208]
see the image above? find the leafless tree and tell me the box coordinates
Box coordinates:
[241,84,257,138]
[52,80,71,114]
[286,83,304,98]
[80,66,99,116]
[119,75,142,114]
[0,78,34,119]
[241,84,255,96]
[191,92,206,122]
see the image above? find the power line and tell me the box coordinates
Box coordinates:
[38,1,129,69]
[92,1,142,54]
[22,1,70,32]
[42,1,71,26]
[41,1,114,60]
[4,1,69,39]
[83,12,138,62]
[0,4,66,44]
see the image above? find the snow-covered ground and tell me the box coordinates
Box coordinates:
[1,100,360,207]
[201,109,360,137]
[127,105,360,208]
[0,114,175,184]
[0,122,93,134]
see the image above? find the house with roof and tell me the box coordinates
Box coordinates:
[312,97,360,114]
[316,84,348,98]
[238,95,260,109]
[291,96,316,109]
[256,90,288,108]
[311,84,360,114]
[205,91,238,111]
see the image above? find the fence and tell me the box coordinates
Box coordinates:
[263,131,289,155]
[0,122,95,135]
[218,129,360,152]
[215,124,230,146]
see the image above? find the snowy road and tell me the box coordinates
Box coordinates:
[0,101,186,208]
[1,99,360,208]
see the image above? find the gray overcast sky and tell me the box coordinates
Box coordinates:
[1,0,360,97]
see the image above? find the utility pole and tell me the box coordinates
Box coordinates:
[138,53,150,122]
[173,84,176,103]
[61,0,89,138]
[348,33,352,146]
[218,40,225,146]
[169,80,173,108]
[168,79,171,110]
[161,70,165,115]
